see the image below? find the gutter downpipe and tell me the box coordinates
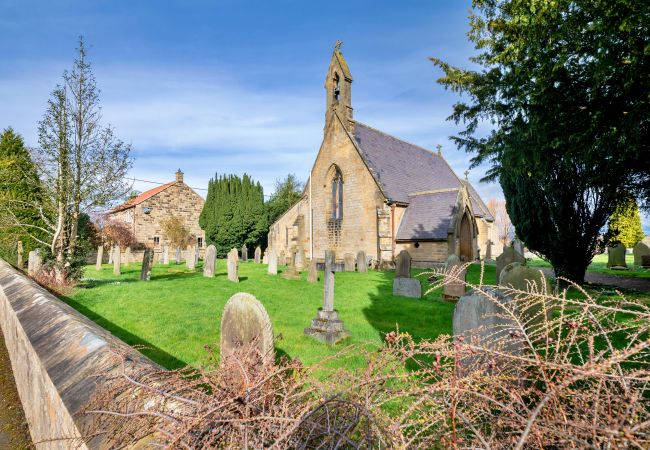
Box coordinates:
[309,172,313,260]
[391,203,396,261]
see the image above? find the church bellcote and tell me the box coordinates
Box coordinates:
[325,40,354,133]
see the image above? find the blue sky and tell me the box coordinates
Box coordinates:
[1,0,648,232]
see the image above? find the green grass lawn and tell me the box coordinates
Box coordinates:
[528,253,650,278]
[65,262,495,370]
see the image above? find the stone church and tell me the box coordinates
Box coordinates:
[268,45,496,267]
[107,170,205,251]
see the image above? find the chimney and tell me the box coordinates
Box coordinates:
[175,169,184,183]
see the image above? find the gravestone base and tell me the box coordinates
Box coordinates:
[392,277,421,299]
[282,267,301,280]
[304,310,349,345]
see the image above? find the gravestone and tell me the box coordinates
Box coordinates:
[304,250,349,344]
[307,259,318,283]
[162,245,169,265]
[499,262,553,327]
[220,293,275,366]
[262,250,268,264]
[393,250,421,298]
[204,245,217,278]
[227,248,239,282]
[140,248,154,281]
[485,240,493,260]
[642,255,650,268]
[113,246,121,275]
[282,252,301,280]
[356,251,367,273]
[195,245,200,265]
[453,287,525,363]
[187,245,196,269]
[27,249,41,277]
[108,247,113,265]
[123,247,131,266]
[496,246,526,283]
[395,250,411,278]
[443,254,466,301]
[344,253,355,272]
[295,248,305,271]
[254,246,261,264]
[96,246,104,270]
[633,237,650,266]
[268,249,278,275]
[241,244,248,262]
[607,243,627,269]
[513,238,524,256]
[175,247,181,264]
[17,241,23,269]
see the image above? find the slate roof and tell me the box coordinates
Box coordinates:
[353,123,462,204]
[110,182,175,213]
[395,190,459,241]
[462,180,494,221]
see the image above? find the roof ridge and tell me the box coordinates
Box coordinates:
[110,180,176,212]
[354,122,443,159]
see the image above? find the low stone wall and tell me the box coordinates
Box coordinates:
[0,259,161,449]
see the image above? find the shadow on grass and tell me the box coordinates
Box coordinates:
[59,294,188,370]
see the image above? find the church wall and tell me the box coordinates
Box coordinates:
[394,241,448,268]
[267,196,309,260]
[309,117,385,263]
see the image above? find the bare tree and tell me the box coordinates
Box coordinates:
[3,37,132,282]
[487,198,513,247]
[160,216,195,250]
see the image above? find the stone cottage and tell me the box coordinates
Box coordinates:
[268,44,497,267]
[107,170,205,252]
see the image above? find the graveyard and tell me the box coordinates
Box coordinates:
[62,258,492,369]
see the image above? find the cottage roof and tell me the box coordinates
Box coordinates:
[110,182,175,213]
[395,190,459,241]
[353,122,462,204]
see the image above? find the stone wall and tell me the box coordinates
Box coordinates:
[0,259,160,448]
[394,241,449,267]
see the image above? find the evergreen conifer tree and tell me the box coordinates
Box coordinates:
[607,194,644,248]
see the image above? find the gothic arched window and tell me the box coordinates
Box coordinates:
[331,169,343,220]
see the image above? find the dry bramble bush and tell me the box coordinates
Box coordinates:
[82,263,650,449]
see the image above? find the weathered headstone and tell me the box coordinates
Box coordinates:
[123,247,131,266]
[175,247,181,264]
[262,250,268,264]
[96,246,104,270]
[356,251,367,273]
[203,245,217,278]
[307,259,318,282]
[162,245,169,265]
[187,245,196,269]
[254,246,261,264]
[633,237,650,266]
[227,248,239,282]
[304,250,349,344]
[241,244,248,262]
[344,253,355,272]
[496,246,526,283]
[140,248,154,281]
[499,262,553,326]
[485,240,493,260]
[17,241,23,269]
[282,252,301,280]
[513,238,524,256]
[395,250,411,278]
[392,249,421,298]
[453,287,525,365]
[607,243,627,269]
[27,249,41,277]
[443,254,466,301]
[195,245,200,266]
[220,293,275,366]
[113,246,121,275]
[295,247,305,271]
[268,249,278,275]
[108,247,113,265]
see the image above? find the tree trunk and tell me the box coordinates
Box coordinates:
[551,255,589,285]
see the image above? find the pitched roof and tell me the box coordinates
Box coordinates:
[352,122,462,204]
[462,180,494,221]
[396,190,459,241]
[110,182,175,213]
[333,50,353,80]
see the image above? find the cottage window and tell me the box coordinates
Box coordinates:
[153,236,160,246]
[331,169,343,220]
[197,237,203,248]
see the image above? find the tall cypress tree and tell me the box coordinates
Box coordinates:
[0,127,47,261]
[199,173,268,255]
[607,194,644,248]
